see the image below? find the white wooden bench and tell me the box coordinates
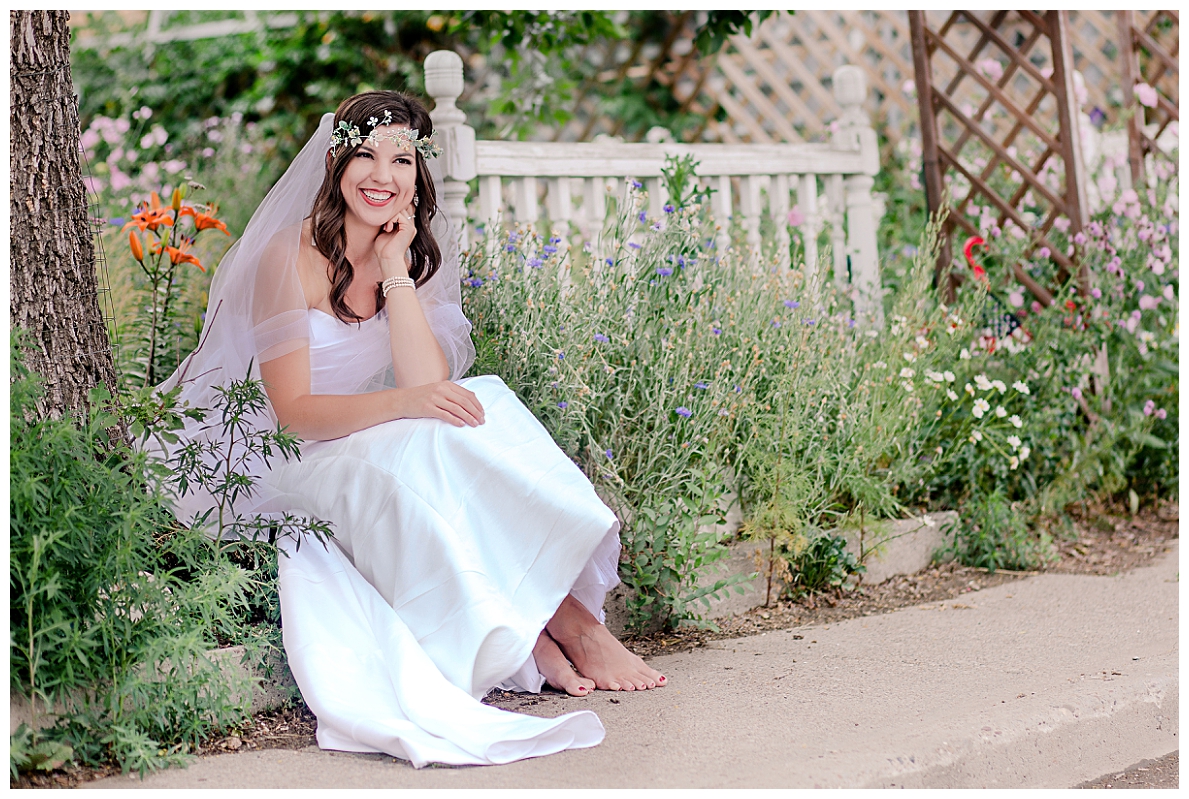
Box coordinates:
[423,50,885,324]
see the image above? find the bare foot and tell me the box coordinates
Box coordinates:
[533,631,595,696]
[545,595,667,691]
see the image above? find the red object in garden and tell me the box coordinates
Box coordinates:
[962,235,988,282]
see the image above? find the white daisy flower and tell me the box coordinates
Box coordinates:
[943,371,956,382]
[974,374,993,391]
[872,361,887,369]
[969,430,983,443]
[994,406,1007,418]
[1012,381,1031,395]
[1009,455,1019,470]
[1007,435,1021,449]
[960,348,971,359]
[972,398,990,418]
[946,389,959,401]
[903,352,917,363]
[901,367,916,378]
[925,370,944,382]
[965,383,975,396]
[915,335,930,349]
[1019,445,1031,460]
[1009,414,1023,428]
[991,379,1008,394]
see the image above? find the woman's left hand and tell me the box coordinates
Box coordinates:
[375,205,417,274]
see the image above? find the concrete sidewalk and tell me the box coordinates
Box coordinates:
[88,541,1179,789]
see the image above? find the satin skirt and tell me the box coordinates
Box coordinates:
[264,375,621,766]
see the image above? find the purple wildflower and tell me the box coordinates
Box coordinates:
[783,300,800,308]
[549,236,562,244]
[675,407,692,418]
[712,326,722,335]
[605,257,614,266]
[557,352,565,360]
[638,211,647,222]
[663,204,675,213]
[558,401,568,409]
[467,277,484,287]
[657,267,673,277]
[543,245,558,255]
[771,319,782,328]
[631,180,643,189]
[805,319,816,325]
[594,333,610,343]
[694,381,709,389]
[628,242,641,250]
[605,449,613,459]
[527,257,543,268]
[505,244,516,252]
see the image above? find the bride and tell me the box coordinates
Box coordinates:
[157,90,665,767]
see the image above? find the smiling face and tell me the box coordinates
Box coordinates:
[338,132,419,228]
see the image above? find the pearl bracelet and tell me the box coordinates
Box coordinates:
[381,275,416,297]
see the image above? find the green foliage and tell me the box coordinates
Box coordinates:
[9,724,73,778]
[938,491,1053,572]
[692,11,779,56]
[786,534,865,595]
[9,336,323,776]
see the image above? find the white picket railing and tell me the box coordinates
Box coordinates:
[424,49,885,324]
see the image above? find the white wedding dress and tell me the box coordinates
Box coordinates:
[261,306,622,767]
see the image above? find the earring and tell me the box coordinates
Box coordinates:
[412,190,419,208]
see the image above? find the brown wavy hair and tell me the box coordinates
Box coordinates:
[309,91,441,324]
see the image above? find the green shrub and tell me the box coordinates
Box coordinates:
[9,337,324,776]
[786,534,865,596]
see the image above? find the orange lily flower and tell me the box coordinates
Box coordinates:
[152,235,205,272]
[129,230,144,262]
[180,203,230,236]
[122,191,174,233]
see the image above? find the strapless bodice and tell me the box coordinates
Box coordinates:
[307,307,393,395]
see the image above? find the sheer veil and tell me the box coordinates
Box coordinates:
[155,112,475,526]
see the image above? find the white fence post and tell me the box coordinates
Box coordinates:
[832,64,883,328]
[424,50,477,251]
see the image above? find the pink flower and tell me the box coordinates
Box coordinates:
[1073,232,1086,245]
[80,129,101,151]
[109,168,132,192]
[1072,387,1083,400]
[1007,291,1024,307]
[1134,83,1158,108]
[1036,247,1050,259]
[976,58,1004,81]
[1163,285,1175,302]
[1121,189,1139,204]
[1138,295,1161,310]
[1143,400,1155,416]
[82,176,104,194]
[902,79,916,94]
[787,206,805,227]
[1031,301,1043,313]
[1155,408,1167,420]
[1090,287,1102,299]
[1053,217,1070,233]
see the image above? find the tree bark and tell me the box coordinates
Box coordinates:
[10,10,119,421]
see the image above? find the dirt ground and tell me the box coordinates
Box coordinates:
[1077,751,1179,789]
[13,500,1178,788]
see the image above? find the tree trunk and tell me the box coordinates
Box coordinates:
[10,10,119,421]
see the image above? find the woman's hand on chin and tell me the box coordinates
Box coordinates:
[375,203,417,275]
[392,381,485,427]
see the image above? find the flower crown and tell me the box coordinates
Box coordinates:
[329,109,443,159]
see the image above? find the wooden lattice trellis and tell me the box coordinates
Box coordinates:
[1117,10,1180,186]
[910,10,1096,306]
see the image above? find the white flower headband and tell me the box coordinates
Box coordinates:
[329,109,443,159]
